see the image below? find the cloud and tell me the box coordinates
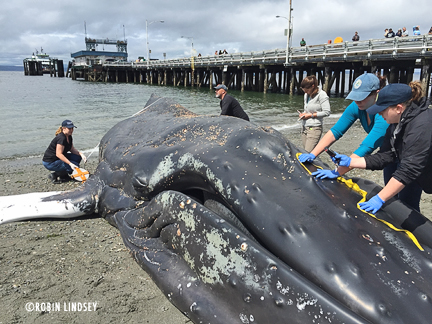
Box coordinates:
[0,0,430,65]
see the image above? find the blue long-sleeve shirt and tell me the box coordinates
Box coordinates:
[330,101,389,157]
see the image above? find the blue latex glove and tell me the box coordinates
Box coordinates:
[312,169,340,179]
[333,153,351,167]
[359,194,385,214]
[299,153,316,163]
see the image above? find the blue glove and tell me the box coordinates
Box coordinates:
[333,153,351,167]
[312,169,340,179]
[299,153,316,163]
[359,195,385,214]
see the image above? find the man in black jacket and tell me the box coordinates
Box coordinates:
[214,84,250,121]
[331,83,432,214]
[386,28,396,38]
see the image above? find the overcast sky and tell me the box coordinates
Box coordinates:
[1,0,430,66]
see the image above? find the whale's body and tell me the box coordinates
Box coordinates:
[1,95,432,323]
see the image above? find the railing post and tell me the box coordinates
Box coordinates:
[344,41,348,60]
[393,37,398,57]
[368,39,373,59]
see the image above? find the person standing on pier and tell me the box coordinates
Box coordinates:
[298,73,388,178]
[42,120,86,183]
[300,38,306,46]
[352,32,360,41]
[214,84,249,121]
[298,75,331,152]
[386,28,395,38]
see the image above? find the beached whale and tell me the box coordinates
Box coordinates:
[1,94,432,324]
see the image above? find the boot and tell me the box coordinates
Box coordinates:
[58,171,71,183]
[48,172,62,184]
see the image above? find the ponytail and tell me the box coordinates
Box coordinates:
[55,126,63,136]
[408,81,423,103]
[376,73,387,90]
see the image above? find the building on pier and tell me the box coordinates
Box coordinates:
[69,35,432,97]
[68,36,128,81]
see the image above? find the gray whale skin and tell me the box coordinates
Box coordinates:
[3,94,432,324]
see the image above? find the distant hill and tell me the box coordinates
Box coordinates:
[0,66,24,71]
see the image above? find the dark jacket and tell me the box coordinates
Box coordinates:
[220,94,250,121]
[386,31,396,38]
[364,97,432,193]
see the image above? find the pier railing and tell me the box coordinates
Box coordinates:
[105,35,432,69]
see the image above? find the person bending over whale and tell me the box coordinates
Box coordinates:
[214,84,250,121]
[42,120,87,184]
[298,73,387,178]
[329,83,432,214]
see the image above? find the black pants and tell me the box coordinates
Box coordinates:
[383,162,422,212]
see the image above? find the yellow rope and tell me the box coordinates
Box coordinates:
[295,153,424,251]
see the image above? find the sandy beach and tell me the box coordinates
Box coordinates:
[0,157,190,324]
[0,125,431,324]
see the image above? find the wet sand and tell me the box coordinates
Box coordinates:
[0,126,430,324]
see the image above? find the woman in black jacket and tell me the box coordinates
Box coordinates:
[333,82,432,214]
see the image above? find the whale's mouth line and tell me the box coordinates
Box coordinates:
[126,183,258,245]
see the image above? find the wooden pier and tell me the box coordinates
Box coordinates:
[23,58,64,77]
[49,59,64,77]
[69,35,432,96]
[23,60,44,76]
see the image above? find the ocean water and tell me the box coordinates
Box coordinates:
[0,71,349,160]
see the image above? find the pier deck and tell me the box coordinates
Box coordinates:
[69,35,432,96]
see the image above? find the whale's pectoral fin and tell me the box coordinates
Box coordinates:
[114,190,368,324]
[0,176,104,225]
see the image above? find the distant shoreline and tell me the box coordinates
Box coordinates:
[0,66,24,71]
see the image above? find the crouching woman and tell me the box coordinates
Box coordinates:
[42,120,86,183]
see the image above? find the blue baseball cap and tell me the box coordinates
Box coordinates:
[367,83,412,115]
[346,73,380,101]
[61,120,76,128]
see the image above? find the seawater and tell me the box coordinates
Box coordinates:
[0,71,349,160]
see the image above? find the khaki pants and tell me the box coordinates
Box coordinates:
[302,125,323,152]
